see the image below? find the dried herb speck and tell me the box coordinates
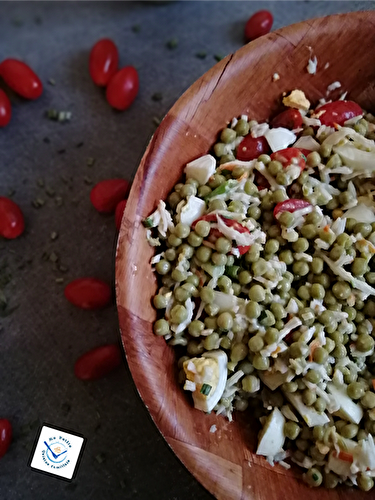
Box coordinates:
[37,178,44,188]
[48,78,56,86]
[152,92,163,102]
[166,38,178,50]
[50,232,58,241]
[214,54,224,62]
[86,157,95,167]
[195,51,207,59]
[132,24,141,33]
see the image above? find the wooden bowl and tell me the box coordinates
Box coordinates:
[116,11,375,500]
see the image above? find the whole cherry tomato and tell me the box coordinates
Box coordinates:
[64,278,111,309]
[273,199,311,218]
[74,344,122,380]
[236,135,269,161]
[0,419,12,459]
[316,100,363,127]
[106,66,139,110]
[115,199,127,230]
[244,10,273,42]
[89,38,119,87]
[90,179,130,213]
[0,59,43,100]
[0,197,25,239]
[271,108,302,130]
[192,214,251,255]
[270,147,306,171]
[0,89,11,127]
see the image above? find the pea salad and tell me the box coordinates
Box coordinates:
[144,89,375,490]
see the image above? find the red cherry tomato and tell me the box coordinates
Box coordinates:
[298,148,312,158]
[89,39,119,87]
[106,66,139,110]
[0,89,11,127]
[90,179,130,213]
[115,199,127,230]
[236,135,269,161]
[270,147,306,171]
[273,199,311,218]
[64,278,111,309]
[0,419,12,459]
[0,59,43,100]
[244,10,273,41]
[0,197,25,239]
[192,214,250,255]
[74,344,122,380]
[316,100,363,127]
[271,109,302,130]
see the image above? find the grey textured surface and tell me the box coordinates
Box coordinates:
[0,2,373,499]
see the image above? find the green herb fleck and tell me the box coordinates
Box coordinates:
[132,24,141,33]
[86,157,95,167]
[166,38,178,50]
[142,217,154,228]
[214,54,224,62]
[195,51,207,59]
[48,78,56,86]
[152,116,161,126]
[312,473,319,482]
[95,453,106,464]
[47,109,71,122]
[200,384,212,396]
[84,176,93,185]
[152,92,163,102]
[32,198,45,208]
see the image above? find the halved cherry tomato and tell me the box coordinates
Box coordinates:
[106,66,139,110]
[90,179,130,213]
[236,135,269,161]
[0,90,11,127]
[271,108,302,130]
[64,278,111,309]
[0,59,43,100]
[115,199,127,230]
[254,170,269,191]
[0,419,12,459]
[0,197,25,239]
[270,147,306,171]
[192,214,250,255]
[244,10,273,41]
[74,344,122,380]
[89,39,119,87]
[273,199,311,218]
[316,100,363,127]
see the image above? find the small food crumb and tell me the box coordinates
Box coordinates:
[195,51,207,59]
[272,73,280,82]
[282,89,310,111]
[166,38,178,50]
[326,81,341,93]
[306,55,318,75]
[324,62,330,70]
[209,424,217,433]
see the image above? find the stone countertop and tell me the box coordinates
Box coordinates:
[0,2,372,499]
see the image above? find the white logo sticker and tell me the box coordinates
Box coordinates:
[29,424,86,480]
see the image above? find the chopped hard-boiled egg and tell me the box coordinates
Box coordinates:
[183,350,227,413]
[256,407,285,457]
[184,154,216,186]
[282,90,310,111]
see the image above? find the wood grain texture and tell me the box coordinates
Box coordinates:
[116,12,375,499]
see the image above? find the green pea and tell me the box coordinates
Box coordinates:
[232,167,246,179]
[300,223,317,239]
[320,143,332,158]
[279,250,293,265]
[297,285,310,301]
[197,185,212,198]
[168,233,182,247]
[228,200,244,213]
[282,381,298,393]
[155,259,171,275]
[211,252,227,266]
[260,310,275,327]
[204,317,217,329]
[312,425,325,442]
[296,438,309,451]
[238,270,252,285]
[278,211,294,228]
[252,258,268,276]
[170,305,188,324]
[213,142,226,157]
[365,271,375,285]
[231,343,249,363]
[232,283,242,296]
[332,281,352,300]
[217,275,232,292]
[265,238,280,254]
[245,244,261,263]
[186,275,199,288]
[272,189,288,204]
[187,340,204,356]
[264,327,279,344]
[245,301,261,319]
[329,330,343,344]
[293,261,310,277]
[165,248,177,261]
[168,191,182,209]
[347,382,365,400]
[324,473,339,489]
[242,374,260,393]
[354,222,373,238]
[260,193,274,211]
[234,119,250,136]
[220,336,231,350]
[187,232,203,248]
[180,184,196,198]
[252,353,269,371]
[362,391,375,409]
[244,179,257,195]
[305,211,322,225]
[188,320,204,337]
[356,334,375,352]
[352,257,368,276]
[293,238,309,253]
[215,237,231,254]
[309,283,325,300]
[203,333,220,351]
[284,421,300,440]
[306,151,321,168]
[200,287,214,303]
[305,369,321,384]
[355,311,365,324]
[236,361,253,376]
[341,423,358,439]
[248,335,264,353]
[257,153,271,165]
[314,397,326,413]
[220,127,236,143]
[194,220,211,238]
[248,284,266,302]
[357,474,374,492]
[289,342,309,359]
[302,388,317,406]
[153,294,168,309]
[217,312,234,331]
[270,303,286,320]
[226,265,240,280]
[268,160,283,176]
[209,199,227,211]
[196,246,212,263]
[178,243,194,259]
[332,343,346,358]
[154,319,170,336]
[313,347,329,365]
[174,286,190,303]
[326,197,339,210]
[247,205,261,219]
[276,171,290,186]
[205,303,220,317]
[310,257,324,275]
[304,468,323,487]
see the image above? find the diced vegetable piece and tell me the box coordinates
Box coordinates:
[256,408,285,457]
[327,383,363,424]
[184,154,216,185]
[179,196,206,226]
[259,370,290,391]
[264,127,296,152]
[285,393,329,427]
